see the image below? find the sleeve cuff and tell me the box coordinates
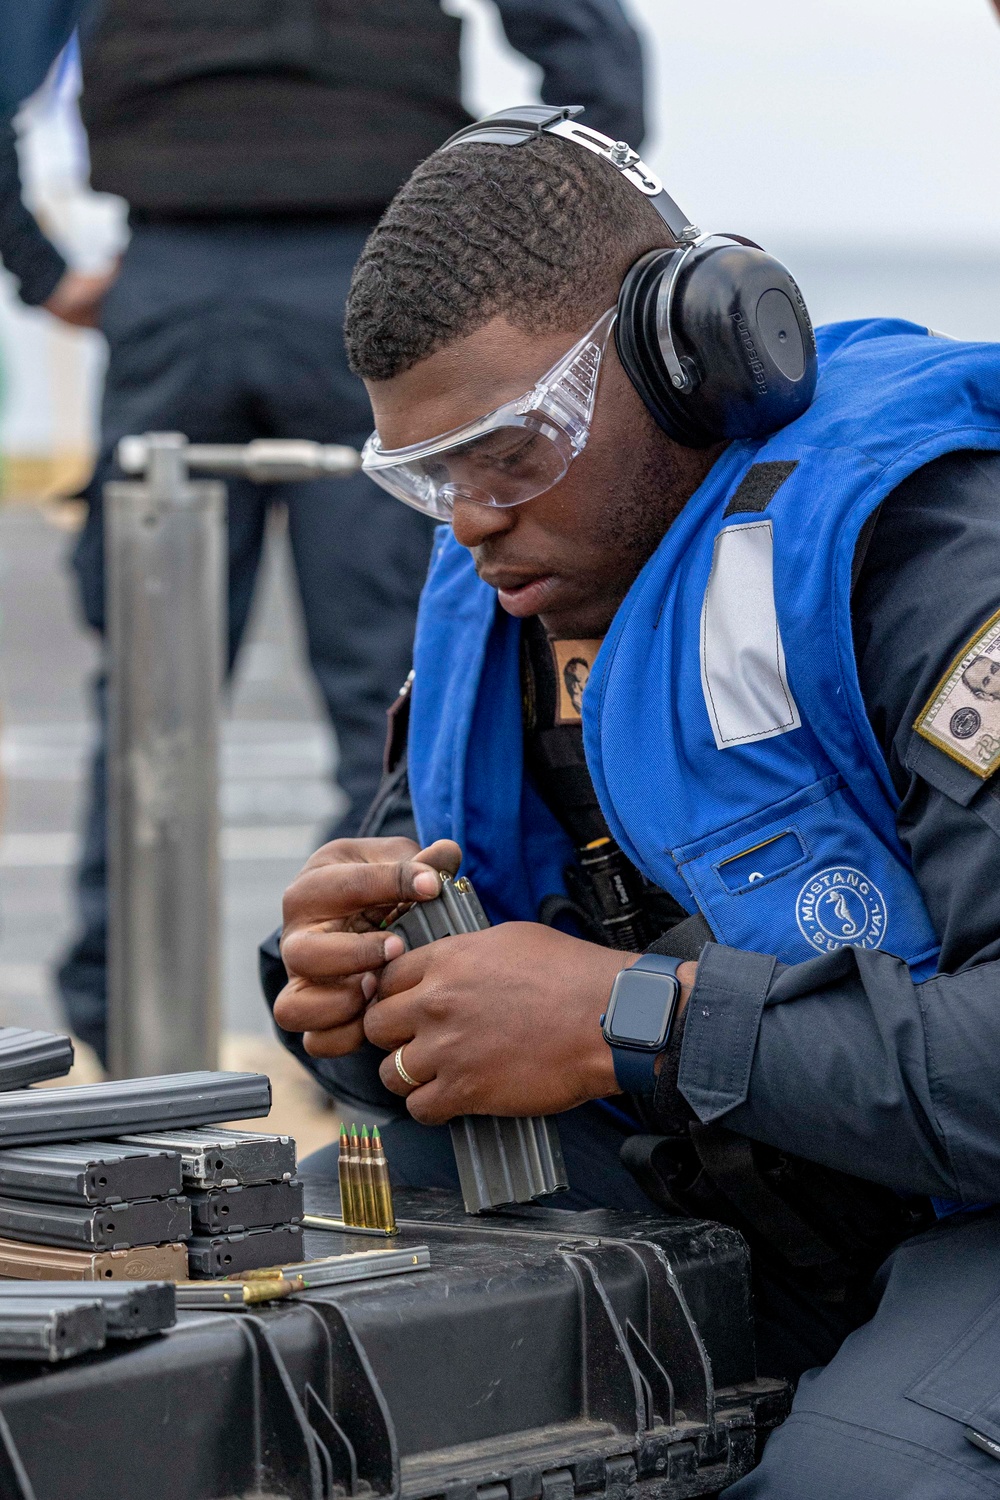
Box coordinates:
[258,926,287,1010]
[677,944,776,1123]
[17,244,66,306]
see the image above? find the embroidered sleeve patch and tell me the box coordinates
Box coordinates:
[914,607,1000,775]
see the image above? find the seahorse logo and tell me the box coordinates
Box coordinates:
[831,892,858,936]
[795,866,887,954]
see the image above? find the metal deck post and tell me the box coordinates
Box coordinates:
[105,435,225,1076]
[104,433,361,1078]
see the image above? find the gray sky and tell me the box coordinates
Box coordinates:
[456,0,1000,246]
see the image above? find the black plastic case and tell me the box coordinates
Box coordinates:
[0,1188,789,1499]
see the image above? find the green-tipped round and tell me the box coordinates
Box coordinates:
[370,1125,396,1232]
[359,1124,377,1227]
[338,1121,356,1225]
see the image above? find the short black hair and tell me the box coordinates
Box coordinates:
[345,135,673,382]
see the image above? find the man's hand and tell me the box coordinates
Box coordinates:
[273,836,461,1058]
[365,922,639,1123]
[43,264,119,328]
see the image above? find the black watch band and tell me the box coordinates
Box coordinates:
[601,953,682,1095]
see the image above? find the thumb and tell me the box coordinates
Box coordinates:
[413,840,462,878]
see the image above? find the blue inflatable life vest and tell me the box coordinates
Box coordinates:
[408,320,1000,979]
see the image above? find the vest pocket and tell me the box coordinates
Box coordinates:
[906,1290,1000,1445]
[672,775,940,970]
[714,829,807,893]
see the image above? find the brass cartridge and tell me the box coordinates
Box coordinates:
[348,1125,363,1226]
[371,1126,397,1233]
[359,1126,378,1228]
[337,1123,356,1225]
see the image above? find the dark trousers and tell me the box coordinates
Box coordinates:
[58,218,436,1060]
[299,1063,1000,1498]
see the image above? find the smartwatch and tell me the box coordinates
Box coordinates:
[601,953,682,1095]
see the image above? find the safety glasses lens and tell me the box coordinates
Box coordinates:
[371,422,571,518]
[361,307,616,521]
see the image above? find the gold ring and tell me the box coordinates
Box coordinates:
[394,1046,420,1089]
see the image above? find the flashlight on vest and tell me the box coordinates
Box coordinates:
[575,836,658,952]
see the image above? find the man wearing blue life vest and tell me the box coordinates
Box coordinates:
[264,108,1000,1495]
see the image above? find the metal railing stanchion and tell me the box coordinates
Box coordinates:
[106,434,225,1077]
[105,433,361,1077]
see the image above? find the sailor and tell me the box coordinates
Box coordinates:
[265,109,1000,1496]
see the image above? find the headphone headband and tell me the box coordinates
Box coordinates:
[439,106,817,448]
[440,106,699,244]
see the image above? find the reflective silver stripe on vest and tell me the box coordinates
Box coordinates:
[699,519,801,750]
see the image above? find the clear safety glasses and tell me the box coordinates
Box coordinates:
[361,307,617,521]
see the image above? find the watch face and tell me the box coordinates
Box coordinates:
[606,969,676,1048]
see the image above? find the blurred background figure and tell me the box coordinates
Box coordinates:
[0,0,646,1065]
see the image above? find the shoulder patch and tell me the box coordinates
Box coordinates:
[914,607,1000,776]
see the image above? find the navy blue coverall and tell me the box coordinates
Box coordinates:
[0,2,646,1062]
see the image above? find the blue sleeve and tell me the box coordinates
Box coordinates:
[0,118,66,305]
[0,0,88,119]
[492,0,646,147]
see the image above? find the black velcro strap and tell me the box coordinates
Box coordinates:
[537,893,605,944]
[723,460,798,517]
[619,1133,698,1216]
[647,914,713,962]
[691,1122,843,1276]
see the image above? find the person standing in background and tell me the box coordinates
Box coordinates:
[0,1,646,1065]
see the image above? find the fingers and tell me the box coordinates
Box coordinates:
[303,837,421,872]
[374,946,433,1001]
[275,973,369,1058]
[273,973,367,1035]
[363,985,426,1052]
[282,853,448,930]
[376,1039,471,1124]
[378,1037,436,1097]
[280,925,405,983]
[302,1016,366,1058]
[297,835,459,888]
[404,1079,455,1127]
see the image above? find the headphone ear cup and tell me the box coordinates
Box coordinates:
[616,243,818,447]
[616,250,714,447]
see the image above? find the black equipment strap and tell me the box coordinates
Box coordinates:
[690,1123,848,1281]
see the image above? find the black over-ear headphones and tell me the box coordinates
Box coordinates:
[440,106,817,448]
